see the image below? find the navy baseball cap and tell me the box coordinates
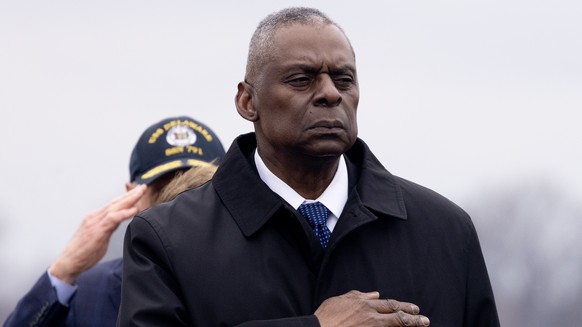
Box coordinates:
[129,116,225,185]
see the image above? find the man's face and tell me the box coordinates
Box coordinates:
[248,23,359,160]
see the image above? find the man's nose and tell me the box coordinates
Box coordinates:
[314,74,342,107]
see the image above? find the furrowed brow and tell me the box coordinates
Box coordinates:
[296,64,320,74]
[329,66,355,76]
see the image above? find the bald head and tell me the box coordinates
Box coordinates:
[245,7,354,83]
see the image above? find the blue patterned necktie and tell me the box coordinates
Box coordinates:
[297,201,331,248]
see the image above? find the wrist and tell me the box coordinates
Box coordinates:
[49,260,77,285]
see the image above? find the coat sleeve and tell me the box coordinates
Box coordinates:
[117,216,189,327]
[463,221,501,327]
[117,216,323,327]
[235,316,320,327]
[2,272,69,327]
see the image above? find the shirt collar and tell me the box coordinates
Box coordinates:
[254,150,348,219]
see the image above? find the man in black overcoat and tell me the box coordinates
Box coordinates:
[118,7,500,327]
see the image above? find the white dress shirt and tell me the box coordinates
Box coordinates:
[254,150,348,232]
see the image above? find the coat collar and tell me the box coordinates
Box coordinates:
[344,137,407,220]
[213,133,407,237]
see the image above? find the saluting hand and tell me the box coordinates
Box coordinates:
[48,184,147,284]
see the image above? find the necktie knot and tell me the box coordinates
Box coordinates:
[298,202,331,248]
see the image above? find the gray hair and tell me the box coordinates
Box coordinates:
[245,7,353,82]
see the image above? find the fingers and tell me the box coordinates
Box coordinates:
[341,291,421,315]
[102,207,140,229]
[77,185,147,235]
[395,310,430,326]
[375,298,430,326]
[338,290,430,326]
[108,184,147,212]
[84,185,147,222]
[112,183,147,202]
[95,185,147,221]
[378,299,420,315]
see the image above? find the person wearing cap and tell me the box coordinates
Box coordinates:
[118,7,499,327]
[3,116,225,327]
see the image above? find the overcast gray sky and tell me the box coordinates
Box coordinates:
[1,0,580,321]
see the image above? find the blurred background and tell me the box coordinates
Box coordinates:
[1,0,580,325]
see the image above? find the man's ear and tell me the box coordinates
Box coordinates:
[235,81,259,122]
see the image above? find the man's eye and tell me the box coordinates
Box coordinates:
[334,76,354,89]
[286,76,313,87]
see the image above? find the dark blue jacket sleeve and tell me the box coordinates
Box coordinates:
[3,272,69,327]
